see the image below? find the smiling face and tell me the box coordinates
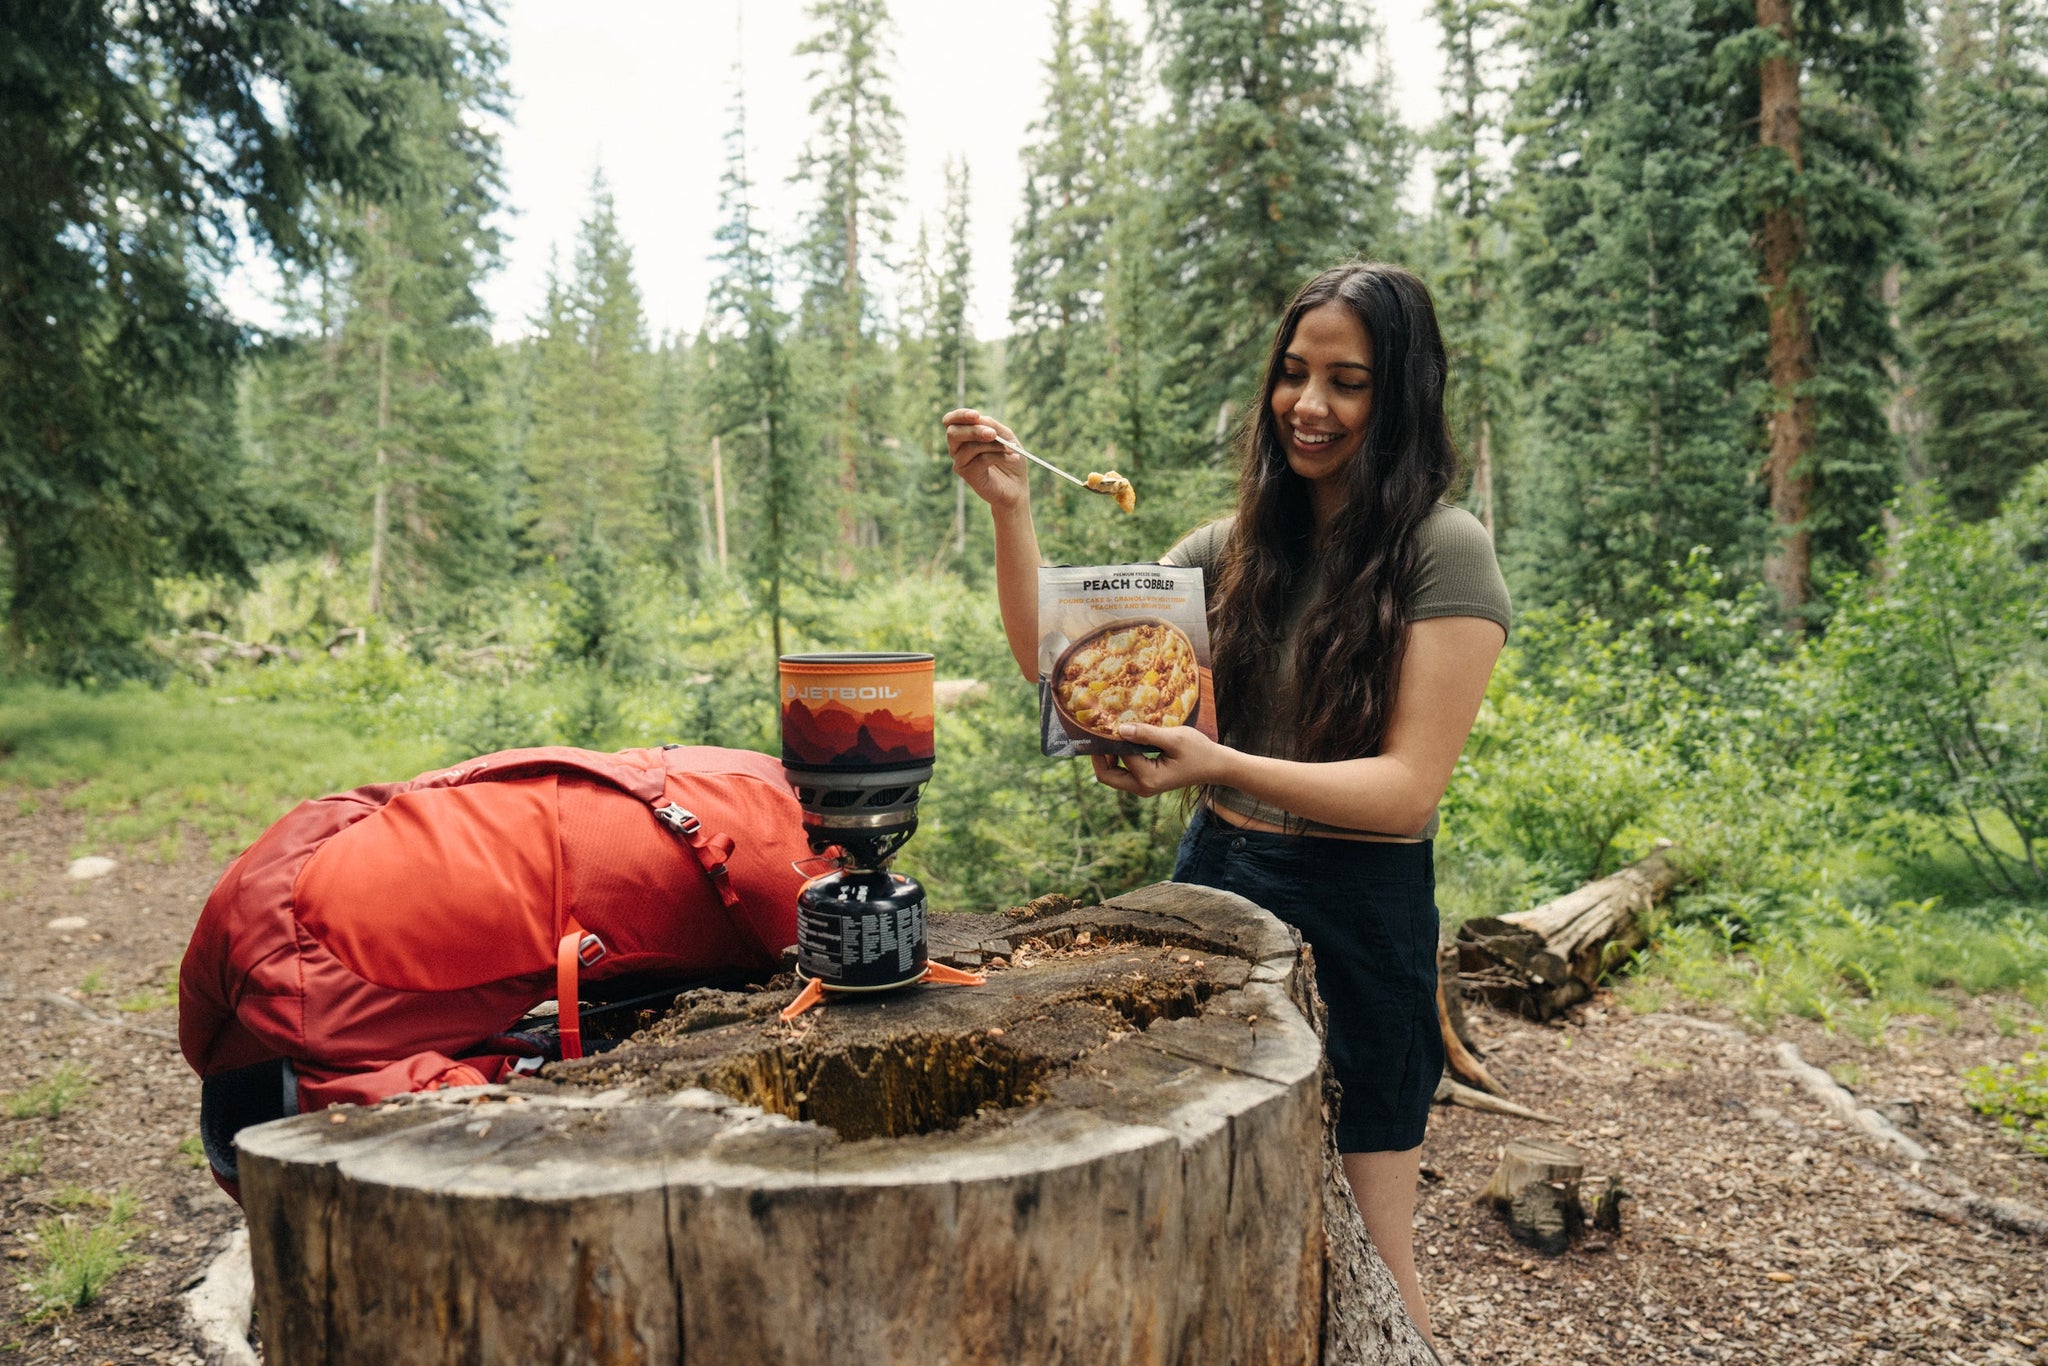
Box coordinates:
[1269,301,1375,522]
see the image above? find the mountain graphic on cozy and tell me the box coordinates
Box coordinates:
[781,699,934,769]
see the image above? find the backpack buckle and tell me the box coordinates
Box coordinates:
[577,933,606,968]
[656,803,702,838]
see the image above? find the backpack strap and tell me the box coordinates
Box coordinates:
[422,748,746,913]
[555,917,606,1061]
[423,749,754,1039]
[654,803,744,914]
[413,746,669,804]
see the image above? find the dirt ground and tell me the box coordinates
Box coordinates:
[0,807,238,1364]
[1420,1002,2048,1365]
[0,796,2042,1364]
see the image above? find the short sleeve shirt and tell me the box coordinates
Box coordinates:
[1164,503,1510,839]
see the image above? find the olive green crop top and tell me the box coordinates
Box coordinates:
[1163,503,1511,840]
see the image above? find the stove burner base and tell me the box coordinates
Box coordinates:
[778,960,987,1023]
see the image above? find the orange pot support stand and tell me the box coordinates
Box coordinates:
[777,960,987,1023]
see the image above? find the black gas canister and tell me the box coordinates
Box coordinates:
[794,868,929,992]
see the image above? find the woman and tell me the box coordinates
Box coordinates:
[945,262,1508,1345]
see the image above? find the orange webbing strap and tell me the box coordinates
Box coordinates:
[555,917,605,1061]
[654,803,743,913]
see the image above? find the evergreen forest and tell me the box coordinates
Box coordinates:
[4,0,2047,1039]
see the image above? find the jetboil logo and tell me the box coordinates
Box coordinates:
[784,684,903,702]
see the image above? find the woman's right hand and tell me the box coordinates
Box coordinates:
[944,409,1030,514]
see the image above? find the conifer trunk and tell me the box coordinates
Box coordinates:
[368,211,393,619]
[710,433,728,569]
[1756,0,1817,622]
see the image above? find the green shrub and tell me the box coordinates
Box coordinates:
[1821,472,2048,897]
[1963,1025,2048,1156]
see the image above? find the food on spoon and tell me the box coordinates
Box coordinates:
[1086,470,1137,513]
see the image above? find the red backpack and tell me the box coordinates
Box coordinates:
[179,744,812,1195]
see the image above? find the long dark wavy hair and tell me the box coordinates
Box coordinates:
[1208,262,1461,766]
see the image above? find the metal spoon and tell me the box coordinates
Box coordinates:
[990,434,1135,511]
[989,433,1092,491]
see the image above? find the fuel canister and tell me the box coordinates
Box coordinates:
[794,867,930,992]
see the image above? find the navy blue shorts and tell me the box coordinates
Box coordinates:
[1173,805,1443,1153]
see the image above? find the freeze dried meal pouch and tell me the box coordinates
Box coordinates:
[1038,565,1217,757]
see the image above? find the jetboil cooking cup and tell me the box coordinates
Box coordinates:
[778,652,935,859]
[779,652,938,994]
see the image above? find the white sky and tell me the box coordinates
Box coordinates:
[234,1,1452,340]
[485,0,1449,342]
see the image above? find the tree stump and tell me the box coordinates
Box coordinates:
[1481,1137,1587,1254]
[1456,845,1691,1020]
[237,883,1435,1365]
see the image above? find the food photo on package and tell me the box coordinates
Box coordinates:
[1037,564,1218,758]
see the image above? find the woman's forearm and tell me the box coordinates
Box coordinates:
[1211,750,1440,836]
[1202,616,1503,833]
[991,501,1043,680]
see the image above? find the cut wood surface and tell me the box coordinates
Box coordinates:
[238,882,1434,1365]
[1482,1137,1587,1254]
[1456,845,1690,1020]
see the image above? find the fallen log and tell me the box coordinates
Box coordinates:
[1750,1103,2048,1242]
[1772,1041,1932,1163]
[1434,1075,1562,1125]
[1481,1137,1586,1254]
[1437,945,1506,1095]
[238,884,1434,1365]
[1456,844,1691,1021]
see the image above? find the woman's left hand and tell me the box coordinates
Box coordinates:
[1088,723,1229,797]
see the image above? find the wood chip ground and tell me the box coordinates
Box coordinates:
[0,795,2041,1363]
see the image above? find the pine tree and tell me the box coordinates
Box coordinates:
[1009,0,1182,561]
[1149,0,1410,457]
[708,77,820,656]
[793,0,906,559]
[1906,0,2048,519]
[1010,0,1108,465]
[898,158,986,565]
[522,173,659,557]
[1509,0,1761,616]
[1709,0,1919,616]
[1428,0,1517,538]
[243,81,511,626]
[652,333,710,585]
[0,0,497,676]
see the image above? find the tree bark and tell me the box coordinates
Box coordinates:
[710,433,728,569]
[1756,0,1817,623]
[1437,944,1505,1095]
[1456,846,1690,1020]
[238,884,1433,1365]
[1482,1138,1586,1255]
[367,205,393,619]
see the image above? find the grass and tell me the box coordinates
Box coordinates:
[21,1188,143,1319]
[1610,892,2048,1042]
[3,1065,92,1120]
[76,967,105,997]
[0,679,444,860]
[1,1139,41,1179]
[175,1135,206,1170]
[117,970,177,1014]
[50,1185,111,1211]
